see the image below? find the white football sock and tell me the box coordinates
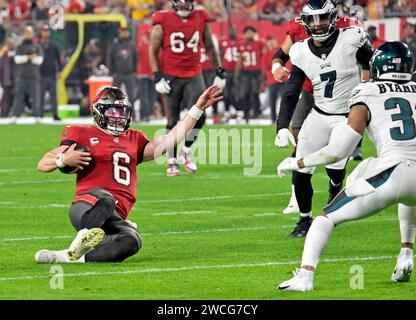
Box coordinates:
[301,216,335,269]
[400,247,413,257]
[300,212,312,218]
[182,146,192,154]
[398,204,416,244]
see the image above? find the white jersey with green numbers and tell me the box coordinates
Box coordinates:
[349,80,416,161]
[289,26,368,114]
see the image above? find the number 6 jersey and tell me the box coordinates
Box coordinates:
[349,81,416,162]
[289,26,368,114]
[152,9,211,78]
[60,126,149,219]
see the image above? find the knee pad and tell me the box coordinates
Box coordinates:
[80,196,116,229]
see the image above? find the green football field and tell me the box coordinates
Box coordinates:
[0,124,414,300]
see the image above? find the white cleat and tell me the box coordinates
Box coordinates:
[391,251,413,283]
[68,228,105,261]
[283,186,300,214]
[278,268,314,292]
[167,158,181,177]
[35,249,83,264]
[179,148,197,173]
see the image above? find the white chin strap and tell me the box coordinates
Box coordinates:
[177,10,191,17]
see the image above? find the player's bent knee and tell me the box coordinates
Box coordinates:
[80,196,116,229]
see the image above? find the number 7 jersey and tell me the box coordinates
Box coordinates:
[289,26,368,114]
[60,126,149,219]
[152,9,211,78]
[349,81,416,161]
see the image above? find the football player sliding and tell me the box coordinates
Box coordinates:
[275,0,373,238]
[277,42,416,291]
[149,0,226,176]
[271,0,362,215]
[35,85,222,263]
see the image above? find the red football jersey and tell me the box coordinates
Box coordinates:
[60,126,149,219]
[219,38,239,71]
[238,39,265,72]
[286,16,362,94]
[152,9,211,78]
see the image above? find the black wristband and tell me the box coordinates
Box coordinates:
[272,48,290,64]
[153,71,164,83]
[215,67,226,79]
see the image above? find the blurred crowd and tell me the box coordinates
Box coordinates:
[0,0,414,122]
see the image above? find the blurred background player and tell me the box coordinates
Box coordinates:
[277,42,416,291]
[219,26,239,122]
[234,26,265,123]
[9,26,44,123]
[275,0,373,238]
[39,24,62,121]
[0,34,16,118]
[271,0,363,215]
[35,85,223,263]
[149,0,226,176]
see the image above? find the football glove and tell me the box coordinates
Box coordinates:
[212,67,226,90]
[277,157,299,178]
[275,128,296,148]
[154,71,171,95]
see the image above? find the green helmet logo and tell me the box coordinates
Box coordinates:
[370,41,414,82]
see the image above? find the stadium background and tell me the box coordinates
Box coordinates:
[0,0,414,123]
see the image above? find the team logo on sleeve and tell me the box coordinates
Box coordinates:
[90,137,100,145]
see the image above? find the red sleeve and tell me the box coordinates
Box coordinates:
[152,11,164,26]
[286,19,297,42]
[135,130,150,165]
[200,9,212,23]
[60,126,79,146]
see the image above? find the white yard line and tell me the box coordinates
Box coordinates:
[152,210,212,216]
[0,255,394,282]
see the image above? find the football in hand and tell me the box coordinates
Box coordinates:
[58,145,90,174]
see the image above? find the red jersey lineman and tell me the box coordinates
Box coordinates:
[35,85,223,264]
[150,0,225,177]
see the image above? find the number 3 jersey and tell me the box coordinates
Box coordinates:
[349,81,416,162]
[152,9,211,78]
[60,126,149,219]
[289,26,368,114]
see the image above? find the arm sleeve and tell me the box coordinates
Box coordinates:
[356,40,374,70]
[302,124,362,167]
[60,126,79,146]
[136,131,150,165]
[276,65,306,131]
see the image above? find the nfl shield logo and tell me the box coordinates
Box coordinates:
[114,137,119,143]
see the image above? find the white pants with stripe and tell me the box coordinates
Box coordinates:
[296,109,349,174]
[324,160,416,228]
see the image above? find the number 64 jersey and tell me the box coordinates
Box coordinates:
[60,126,149,219]
[289,26,368,114]
[152,9,211,78]
[349,81,416,162]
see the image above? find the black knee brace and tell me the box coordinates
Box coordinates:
[80,197,116,229]
[293,171,313,213]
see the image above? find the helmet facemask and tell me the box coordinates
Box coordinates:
[173,0,194,17]
[301,1,338,42]
[92,87,132,136]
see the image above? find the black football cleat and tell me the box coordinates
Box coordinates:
[289,216,313,238]
[349,147,363,161]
